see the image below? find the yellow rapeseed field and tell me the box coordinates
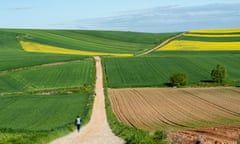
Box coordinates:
[183,33,240,37]
[189,28,240,33]
[20,41,133,57]
[158,40,240,51]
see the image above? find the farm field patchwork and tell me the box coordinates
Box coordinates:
[104,56,240,88]
[158,28,240,51]
[0,30,87,71]
[0,32,95,143]
[1,27,240,143]
[108,87,240,143]
[1,29,177,55]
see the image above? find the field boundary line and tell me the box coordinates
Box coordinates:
[0,59,87,75]
[0,86,89,97]
[136,32,185,56]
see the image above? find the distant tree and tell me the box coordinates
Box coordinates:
[211,64,227,84]
[170,73,187,87]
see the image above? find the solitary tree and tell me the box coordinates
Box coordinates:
[211,64,227,84]
[170,73,188,87]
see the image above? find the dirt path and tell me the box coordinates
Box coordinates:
[50,56,124,144]
[137,32,185,56]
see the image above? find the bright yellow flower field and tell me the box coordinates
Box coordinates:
[183,33,240,37]
[20,41,133,57]
[189,28,240,33]
[158,40,240,51]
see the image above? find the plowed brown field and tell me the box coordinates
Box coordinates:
[168,126,240,144]
[108,87,240,143]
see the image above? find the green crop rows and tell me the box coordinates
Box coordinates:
[178,36,240,42]
[0,93,89,131]
[104,53,240,88]
[0,60,94,93]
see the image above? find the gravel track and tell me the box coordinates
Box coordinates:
[50,56,124,144]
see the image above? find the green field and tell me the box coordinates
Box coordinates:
[0,91,94,144]
[0,60,94,93]
[104,53,240,88]
[178,36,240,42]
[0,58,95,143]
[178,30,240,42]
[0,93,89,131]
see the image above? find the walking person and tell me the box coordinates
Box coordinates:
[75,116,81,132]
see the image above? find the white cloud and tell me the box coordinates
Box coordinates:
[74,3,240,32]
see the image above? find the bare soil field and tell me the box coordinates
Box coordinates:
[168,125,240,144]
[108,87,240,143]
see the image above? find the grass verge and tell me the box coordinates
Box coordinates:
[0,90,94,144]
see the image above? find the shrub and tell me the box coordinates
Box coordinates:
[211,64,227,84]
[170,73,188,87]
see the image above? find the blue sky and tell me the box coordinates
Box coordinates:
[1,0,240,32]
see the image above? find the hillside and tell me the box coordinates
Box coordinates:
[1,29,177,56]
[157,28,240,51]
[1,28,240,144]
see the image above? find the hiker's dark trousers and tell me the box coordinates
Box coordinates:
[77,124,81,132]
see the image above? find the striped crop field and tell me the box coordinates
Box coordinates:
[157,40,240,51]
[189,28,240,33]
[183,33,240,37]
[1,29,177,55]
[108,87,240,131]
[20,41,133,56]
[157,28,240,51]
[0,30,87,71]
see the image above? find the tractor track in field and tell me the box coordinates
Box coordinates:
[50,56,124,144]
[136,32,185,56]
